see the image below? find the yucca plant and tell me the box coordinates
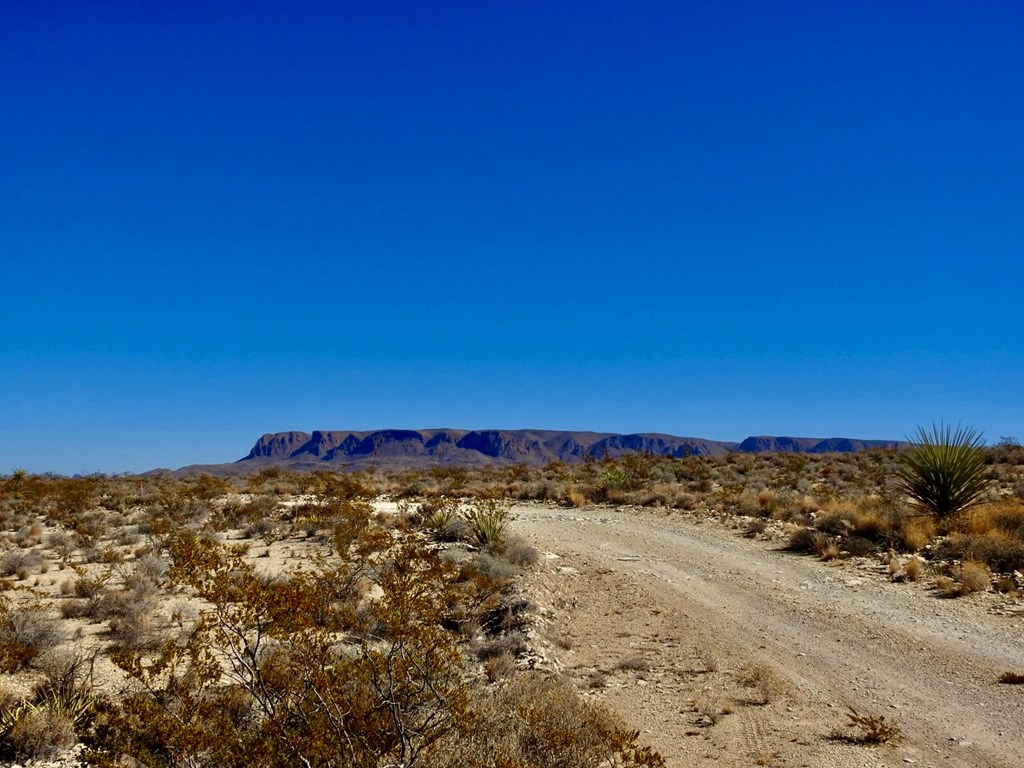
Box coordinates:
[897,424,991,518]
[463,498,512,552]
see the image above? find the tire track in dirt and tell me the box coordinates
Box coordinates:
[514,506,1024,768]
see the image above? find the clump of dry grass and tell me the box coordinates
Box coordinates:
[564,485,587,508]
[903,557,924,582]
[940,501,1024,572]
[483,651,516,682]
[616,655,652,673]
[832,706,902,744]
[901,516,935,552]
[734,662,786,704]
[998,671,1024,684]
[958,560,991,594]
[691,690,725,726]
[786,526,847,560]
[933,560,990,597]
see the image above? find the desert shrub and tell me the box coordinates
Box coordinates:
[563,485,588,507]
[786,527,833,558]
[328,500,375,554]
[3,707,76,760]
[72,571,110,601]
[898,424,992,518]
[635,484,673,508]
[900,516,936,552]
[744,519,768,537]
[474,633,527,662]
[903,557,924,581]
[311,469,376,500]
[815,502,857,536]
[240,493,280,522]
[0,603,65,672]
[427,673,666,768]
[734,662,786,704]
[92,525,478,768]
[958,560,991,593]
[785,526,817,552]
[0,648,99,759]
[0,550,43,579]
[616,655,652,673]
[851,509,890,540]
[840,535,875,557]
[470,552,522,583]
[132,553,168,588]
[934,574,961,597]
[833,706,901,744]
[502,536,541,567]
[942,530,1024,572]
[480,596,533,637]
[691,690,726,726]
[998,671,1024,684]
[483,650,516,682]
[107,608,160,651]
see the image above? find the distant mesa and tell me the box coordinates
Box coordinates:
[168,428,904,476]
[151,428,905,475]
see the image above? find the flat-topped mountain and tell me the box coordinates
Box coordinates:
[159,429,903,475]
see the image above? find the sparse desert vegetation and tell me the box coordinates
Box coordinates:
[0,431,1022,764]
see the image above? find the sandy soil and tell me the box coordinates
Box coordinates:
[511,504,1024,768]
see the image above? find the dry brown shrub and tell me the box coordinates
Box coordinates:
[959,560,990,594]
[988,500,1024,535]
[0,605,65,671]
[744,519,768,537]
[934,574,961,597]
[901,517,935,552]
[691,690,724,726]
[994,575,1018,595]
[903,557,924,582]
[833,706,902,745]
[840,535,875,557]
[606,488,627,504]
[815,500,858,536]
[944,529,1024,572]
[851,509,890,540]
[756,490,777,516]
[786,527,830,555]
[564,485,587,508]
[483,651,516,682]
[6,707,77,760]
[887,555,901,578]
[960,500,1024,535]
[818,540,841,560]
[501,537,540,567]
[616,655,652,673]
[431,673,666,768]
[735,662,787,704]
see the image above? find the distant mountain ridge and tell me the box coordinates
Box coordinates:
[164,428,903,475]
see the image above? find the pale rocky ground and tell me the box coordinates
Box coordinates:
[511,503,1024,768]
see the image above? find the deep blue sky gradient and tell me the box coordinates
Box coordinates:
[3,1,1023,473]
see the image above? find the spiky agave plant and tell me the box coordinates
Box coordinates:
[897,423,991,518]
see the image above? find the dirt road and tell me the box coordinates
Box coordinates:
[512,504,1024,768]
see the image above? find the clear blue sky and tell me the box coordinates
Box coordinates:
[3,1,1022,474]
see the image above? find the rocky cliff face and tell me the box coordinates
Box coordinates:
[245,432,314,459]
[229,428,900,472]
